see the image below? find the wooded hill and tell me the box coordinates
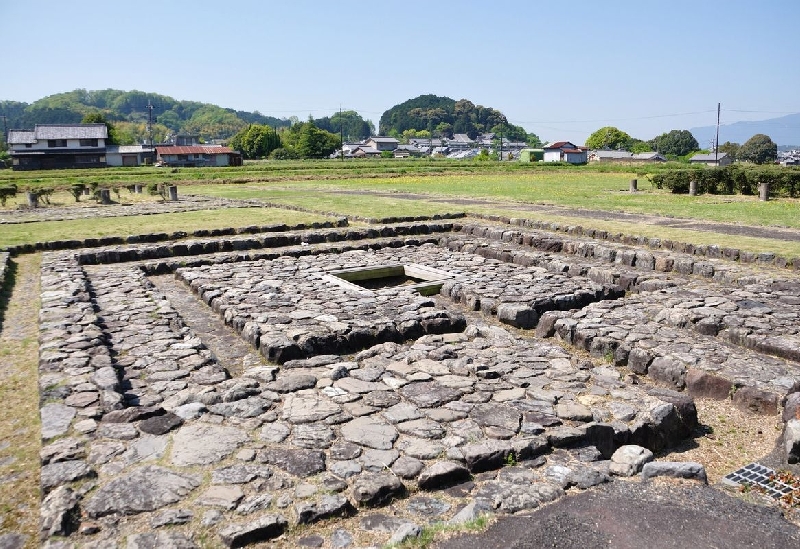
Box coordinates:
[378,94,538,144]
[0,89,292,144]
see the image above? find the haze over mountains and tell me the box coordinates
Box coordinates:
[690,113,800,148]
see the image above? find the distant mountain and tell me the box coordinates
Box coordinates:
[0,89,292,142]
[690,112,800,147]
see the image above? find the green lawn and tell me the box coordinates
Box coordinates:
[188,172,800,229]
[2,164,799,258]
[0,208,333,248]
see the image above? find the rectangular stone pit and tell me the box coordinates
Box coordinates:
[323,263,455,296]
[173,245,620,363]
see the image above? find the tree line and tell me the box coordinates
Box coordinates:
[584,126,777,164]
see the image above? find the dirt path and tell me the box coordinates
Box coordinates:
[0,254,42,549]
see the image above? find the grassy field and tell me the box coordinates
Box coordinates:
[0,205,333,248]
[1,162,799,545]
[187,172,800,228]
[1,161,798,255]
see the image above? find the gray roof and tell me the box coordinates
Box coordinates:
[7,130,36,144]
[690,153,728,162]
[35,124,108,139]
[632,152,666,161]
[10,124,108,142]
[592,150,632,159]
[367,136,399,144]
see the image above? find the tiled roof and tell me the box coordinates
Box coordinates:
[544,141,576,149]
[690,153,728,162]
[368,137,399,143]
[34,124,108,139]
[7,130,36,144]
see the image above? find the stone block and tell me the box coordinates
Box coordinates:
[648,356,687,389]
[686,369,733,400]
[641,461,707,483]
[785,419,800,464]
[783,392,800,423]
[733,386,779,415]
[627,348,653,375]
[496,303,538,329]
[609,445,653,476]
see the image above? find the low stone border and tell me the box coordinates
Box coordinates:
[255,200,466,225]
[0,251,8,289]
[3,219,348,255]
[74,222,457,266]
[470,213,799,271]
[0,195,266,225]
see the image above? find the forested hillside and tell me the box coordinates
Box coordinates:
[0,89,291,144]
[379,94,539,144]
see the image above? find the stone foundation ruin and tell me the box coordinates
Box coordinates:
[31,216,800,547]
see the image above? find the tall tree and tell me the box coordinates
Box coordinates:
[585,126,633,150]
[229,124,281,159]
[81,112,120,145]
[717,141,740,161]
[737,134,776,164]
[294,122,340,158]
[648,130,699,157]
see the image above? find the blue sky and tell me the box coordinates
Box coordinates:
[2,0,798,144]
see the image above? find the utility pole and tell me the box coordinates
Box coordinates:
[715,102,721,165]
[499,117,505,161]
[0,114,7,148]
[146,101,154,148]
[339,105,344,162]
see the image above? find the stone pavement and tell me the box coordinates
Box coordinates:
[30,219,800,547]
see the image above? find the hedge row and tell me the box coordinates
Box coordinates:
[651,165,800,196]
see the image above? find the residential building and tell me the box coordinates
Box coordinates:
[631,152,667,162]
[106,145,155,167]
[689,152,732,167]
[364,137,400,152]
[543,141,588,164]
[155,145,242,167]
[589,150,667,163]
[8,123,108,170]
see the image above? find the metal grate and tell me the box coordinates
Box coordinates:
[721,463,797,499]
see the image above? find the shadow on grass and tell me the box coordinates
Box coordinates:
[0,258,19,334]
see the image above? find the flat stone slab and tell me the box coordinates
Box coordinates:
[170,423,248,466]
[84,465,200,517]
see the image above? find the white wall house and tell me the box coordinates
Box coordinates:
[8,124,108,170]
[543,141,588,164]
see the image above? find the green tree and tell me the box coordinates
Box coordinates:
[229,124,281,159]
[81,111,121,145]
[718,141,740,161]
[738,134,776,164]
[295,122,340,159]
[314,110,374,141]
[585,126,633,150]
[526,133,543,147]
[629,139,652,153]
[648,130,699,157]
